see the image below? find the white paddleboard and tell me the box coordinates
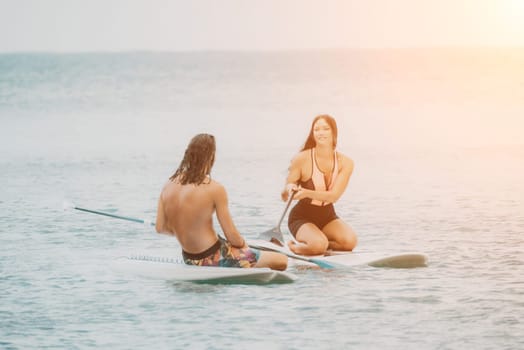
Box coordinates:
[248,239,428,269]
[111,255,297,284]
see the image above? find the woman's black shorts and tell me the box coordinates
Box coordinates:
[287,201,339,237]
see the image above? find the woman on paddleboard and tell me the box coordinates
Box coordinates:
[281,115,358,255]
[156,133,287,270]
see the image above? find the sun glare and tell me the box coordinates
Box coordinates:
[504,0,524,37]
[509,0,524,11]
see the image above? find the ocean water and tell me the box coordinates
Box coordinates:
[1,49,523,349]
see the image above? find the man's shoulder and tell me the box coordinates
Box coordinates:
[207,179,226,192]
[160,180,176,194]
[205,180,228,203]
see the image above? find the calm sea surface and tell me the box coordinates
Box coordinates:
[1,49,523,349]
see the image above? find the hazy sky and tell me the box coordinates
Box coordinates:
[1,0,524,52]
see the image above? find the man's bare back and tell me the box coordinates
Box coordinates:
[156,178,245,254]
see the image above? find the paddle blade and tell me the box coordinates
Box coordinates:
[308,258,340,269]
[257,227,284,246]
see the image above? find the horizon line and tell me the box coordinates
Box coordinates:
[1,45,524,55]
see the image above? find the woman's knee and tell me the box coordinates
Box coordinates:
[340,232,358,251]
[307,236,329,255]
[298,225,328,246]
[324,220,358,251]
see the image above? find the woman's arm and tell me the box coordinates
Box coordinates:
[213,183,246,248]
[281,153,305,201]
[294,155,354,204]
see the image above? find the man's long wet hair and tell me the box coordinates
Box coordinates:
[301,114,338,151]
[170,134,216,185]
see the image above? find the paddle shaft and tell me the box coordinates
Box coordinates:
[74,206,155,226]
[248,242,339,269]
[276,191,295,228]
[72,203,339,268]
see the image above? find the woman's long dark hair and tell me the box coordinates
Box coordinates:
[301,114,338,151]
[170,134,216,185]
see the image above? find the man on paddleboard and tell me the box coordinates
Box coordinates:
[156,133,288,270]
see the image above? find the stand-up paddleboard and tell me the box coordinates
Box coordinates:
[70,204,426,273]
[111,255,297,284]
[248,239,428,268]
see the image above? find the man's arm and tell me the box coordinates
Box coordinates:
[213,183,245,248]
[155,195,167,234]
